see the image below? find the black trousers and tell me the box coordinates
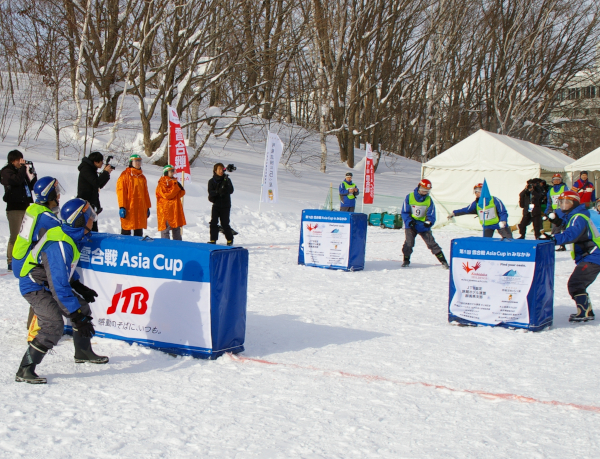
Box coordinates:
[210,206,233,241]
[483,227,513,238]
[568,261,600,298]
[518,211,542,238]
[402,227,442,258]
[121,228,143,236]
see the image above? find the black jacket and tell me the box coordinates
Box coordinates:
[77,157,110,211]
[519,187,543,215]
[208,173,234,208]
[0,163,36,211]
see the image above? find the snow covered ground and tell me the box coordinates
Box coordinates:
[0,129,600,458]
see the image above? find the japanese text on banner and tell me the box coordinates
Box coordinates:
[168,105,191,182]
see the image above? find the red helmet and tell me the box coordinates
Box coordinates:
[559,190,580,203]
[552,173,562,179]
[474,183,483,189]
[419,179,432,189]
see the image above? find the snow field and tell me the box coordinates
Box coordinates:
[0,137,599,457]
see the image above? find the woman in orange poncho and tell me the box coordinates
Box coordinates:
[116,154,151,236]
[156,164,186,240]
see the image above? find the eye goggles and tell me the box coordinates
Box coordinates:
[82,202,98,222]
[418,187,431,194]
[474,187,482,194]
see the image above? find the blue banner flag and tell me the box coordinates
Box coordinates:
[478,179,491,209]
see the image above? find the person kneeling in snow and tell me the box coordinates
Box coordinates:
[547,191,600,323]
[15,198,108,384]
[400,179,449,269]
[447,183,512,238]
[156,165,186,240]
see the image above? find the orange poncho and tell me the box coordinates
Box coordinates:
[116,167,151,230]
[156,176,186,231]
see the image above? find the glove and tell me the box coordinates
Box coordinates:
[424,221,432,228]
[408,219,416,228]
[147,208,150,218]
[176,181,184,190]
[447,212,454,220]
[70,309,95,338]
[542,233,556,242]
[70,279,98,303]
[499,221,507,228]
[119,207,126,218]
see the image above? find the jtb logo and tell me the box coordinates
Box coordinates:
[107,284,149,315]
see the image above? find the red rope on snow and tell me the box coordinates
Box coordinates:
[229,354,600,414]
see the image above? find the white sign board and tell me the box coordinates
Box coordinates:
[301,221,351,268]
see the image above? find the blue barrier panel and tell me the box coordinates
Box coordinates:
[68,233,248,359]
[448,237,554,331]
[298,210,367,271]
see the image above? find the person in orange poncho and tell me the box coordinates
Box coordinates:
[156,164,186,240]
[116,154,151,236]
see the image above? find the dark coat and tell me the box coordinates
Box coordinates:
[77,157,110,211]
[0,163,36,211]
[519,187,543,215]
[208,173,234,208]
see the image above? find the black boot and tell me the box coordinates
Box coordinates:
[401,257,410,267]
[556,245,566,252]
[15,339,48,384]
[569,294,595,323]
[73,330,109,364]
[227,239,234,246]
[436,252,449,269]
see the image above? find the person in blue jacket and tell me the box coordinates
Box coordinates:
[543,173,567,251]
[448,183,512,238]
[15,198,108,384]
[400,179,448,268]
[548,191,600,323]
[339,172,359,212]
[12,176,63,329]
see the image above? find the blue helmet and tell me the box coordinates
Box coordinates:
[33,176,64,204]
[60,198,97,229]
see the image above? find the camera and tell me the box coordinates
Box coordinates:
[24,160,33,165]
[105,155,116,171]
[226,164,236,172]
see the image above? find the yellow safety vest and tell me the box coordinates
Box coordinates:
[20,227,80,279]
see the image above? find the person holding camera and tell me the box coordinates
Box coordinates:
[156,165,186,240]
[77,151,113,232]
[517,179,543,239]
[1,150,37,271]
[208,163,234,245]
[339,172,359,212]
[116,154,151,237]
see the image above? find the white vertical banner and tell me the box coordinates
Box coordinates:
[261,132,284,203]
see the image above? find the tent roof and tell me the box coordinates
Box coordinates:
[423,129,574,172]
[564,146,600,172]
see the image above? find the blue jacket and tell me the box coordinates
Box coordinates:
[12,209,61,279]
[19,224,87,313]
[554,204,600,265]
[545,183,567,214]
[401,187,436,233]
[452,197,508,231]
[339,180,359,207]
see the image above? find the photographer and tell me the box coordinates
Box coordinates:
[1,150,37,270]
[77,151,113,231]
[208,163,234,245]
[517,179,543,239]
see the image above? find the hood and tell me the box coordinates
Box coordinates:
[552,183,565,190]
[61,224,87,244]
[78,156,96,172]
[127,167,144,176]
[412,187,429,202]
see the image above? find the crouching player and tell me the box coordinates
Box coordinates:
[15,198,108,384]
[549,191,600,323]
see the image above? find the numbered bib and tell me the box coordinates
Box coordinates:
[551,195,560,206]
[411,205,427,218]
[478,207,497,222]
[18,213,35,241]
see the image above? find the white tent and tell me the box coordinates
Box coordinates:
[422,129,575,228]
[564,147,600,191]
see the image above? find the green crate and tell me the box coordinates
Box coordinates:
[382,213,403,229]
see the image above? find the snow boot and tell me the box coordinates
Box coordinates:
[556,245,566,252]
[569,294,595,323]
[517,235,525,240]
[15,339,48,384]
[227,240,234,246]
[7,261,12,271]
[207,240,216,244]
[73,330,109,364]
[401,257,410,267]
[218,225,238,236]
[436,252,449,269]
